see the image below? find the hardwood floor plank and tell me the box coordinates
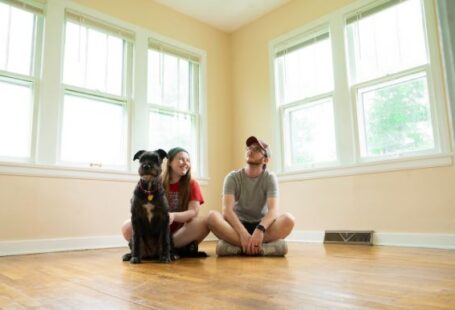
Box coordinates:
[0,242,454,309]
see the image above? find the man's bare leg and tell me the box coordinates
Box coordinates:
[263,212,295,243]
[207,210,242,247]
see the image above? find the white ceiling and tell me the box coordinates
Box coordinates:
[153,0,291,33]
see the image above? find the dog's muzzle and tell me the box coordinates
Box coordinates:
[140,175,153,182]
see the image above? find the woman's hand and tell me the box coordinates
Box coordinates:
[169,213,175,226]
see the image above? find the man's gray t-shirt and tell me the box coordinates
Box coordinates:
[223,169,279,223]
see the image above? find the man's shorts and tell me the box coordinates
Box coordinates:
[241,221,260,234]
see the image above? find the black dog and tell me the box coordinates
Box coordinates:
[122,149,174,264]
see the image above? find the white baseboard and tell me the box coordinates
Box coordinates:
[286,230,455,250]
[1,231,454,256]
[0,235,126,256]
[372,232,455,250]
[287,230,325,243]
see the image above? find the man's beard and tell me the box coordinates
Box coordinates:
[247,158,263,166]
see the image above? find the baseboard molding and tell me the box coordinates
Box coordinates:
[287,230,325,243]
[0,235,126,256]
[1,231,454,256]
[372,232,455,250]
[286,230,455,250]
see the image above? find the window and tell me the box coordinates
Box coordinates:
[274,31,337,169]
[356,72,434,157]
[147,41,202,174]
[346,0,435,159]
[0,1,208,182]
[0,0,43,159]
[271,0,450,176]
[61,10,133,169]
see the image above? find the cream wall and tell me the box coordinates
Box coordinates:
[1,0,454,247]
[0,0,232,241]
[230,0,455,234]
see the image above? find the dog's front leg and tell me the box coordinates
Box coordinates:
[158,224,172,263]
[169,231,176,261]
[158,195,172,263]
[130,218,142,264]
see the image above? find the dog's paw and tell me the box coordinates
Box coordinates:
[122,253,132,261]
[196,251,209,258]
[159,255,172,263]
[130,256,141,264]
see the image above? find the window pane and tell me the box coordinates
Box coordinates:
[346,0,427,83]
[106,36,123,95]
[63,21,124,96]
[357,73,434,157]
[284,98,337,167]
[0,80,32,158]
[86,28,108,92]
[0,3,10,70]
[0,3,35,75]
[147,49,190,110]
[63,22,87,88]
[275,34,333,105]
[148,110,197,171]
[61,94,126,166]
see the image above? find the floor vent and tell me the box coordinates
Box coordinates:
[324,230,374,245]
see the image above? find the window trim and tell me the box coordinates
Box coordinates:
[278,153,453,182]
[1,0,46,16]
[65,8,135,42]
[269,0,453,181]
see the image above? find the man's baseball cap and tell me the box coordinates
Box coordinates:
[246,136,271,158]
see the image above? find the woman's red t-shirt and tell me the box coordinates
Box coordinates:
[168,179,204,233]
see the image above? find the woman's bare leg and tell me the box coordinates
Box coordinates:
[172,214,210,248]
[121,219,132,241]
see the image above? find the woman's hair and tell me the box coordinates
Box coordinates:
[162,147,191,212]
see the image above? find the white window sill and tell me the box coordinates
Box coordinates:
[0,161,210,185]
[277,153,454,182]
[0,161,137,182]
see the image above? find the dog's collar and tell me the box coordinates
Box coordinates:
[138,180,157,202]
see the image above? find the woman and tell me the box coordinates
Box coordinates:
[122,147,209,257]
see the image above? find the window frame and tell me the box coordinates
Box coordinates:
[273,26,339,171]
[0,0,44,162]
[58,11,133,170]
[352,66,438,161]
[270,0,453,181]
[281,94,338,170]
[146,43,204,177]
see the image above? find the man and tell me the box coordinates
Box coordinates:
[207,136,295,256]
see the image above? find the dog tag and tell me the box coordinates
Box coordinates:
[147,194,154,202]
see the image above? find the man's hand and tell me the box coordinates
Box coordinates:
[239,231,252,254]
[247,229,264,255]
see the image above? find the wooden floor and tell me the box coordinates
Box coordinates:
[1,242,454,309]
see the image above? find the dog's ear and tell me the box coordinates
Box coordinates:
[155,149,167,160]
[133,150,146,161]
